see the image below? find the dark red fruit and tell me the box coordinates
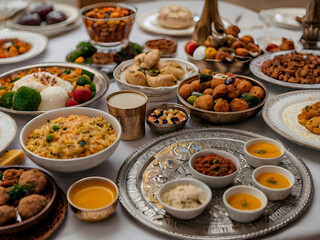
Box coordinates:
[66,98,79,107]
[73,89,92,104]
[16,13,42,25]
[45,11,67,24]
[31,4,53,19]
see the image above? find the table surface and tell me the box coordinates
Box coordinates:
[1,1,319,240]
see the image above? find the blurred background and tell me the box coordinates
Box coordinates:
[57,0,309,12]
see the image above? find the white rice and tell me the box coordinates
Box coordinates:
[161,184,207,209]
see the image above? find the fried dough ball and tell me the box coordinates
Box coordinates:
[232,77,242,87]
[214,98,230,112]
[0,169,24,187]
[203,88,214,95]
[279,37,294,51]
[18,194,47,219]
[240,35,254,44]
[213,84,228,98]
[211,78,225,89]
[230,98,249,111]
[179,84,193,99]
[155,61,185,79]
[236,80,253,94]
[225,25,240,38]
[0,187,10,206]
[250,86,265,100]
[19,169,47,194]
[0,205,16,226]
[146,73,177,87]
[226,84,240,99]
[202,69,213,76]
[125,64,147,86]
[191,80,200,92]
[305,116,320,135]
[194,95,213,110]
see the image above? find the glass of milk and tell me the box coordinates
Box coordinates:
[106,91,148,140]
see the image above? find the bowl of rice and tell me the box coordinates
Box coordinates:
[20,107,121,174]
[157,178,212,219]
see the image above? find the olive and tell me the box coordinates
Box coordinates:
[16,13,42,25]
[45,11,67,24]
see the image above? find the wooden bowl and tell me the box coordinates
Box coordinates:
[0,167,57,235]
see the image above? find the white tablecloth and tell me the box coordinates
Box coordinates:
[1,1,319,239]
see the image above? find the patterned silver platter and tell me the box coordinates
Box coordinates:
[117,128,313,240]
[249,50,320,89]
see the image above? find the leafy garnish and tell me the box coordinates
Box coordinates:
[305,105,309,110]
[267,178,277,184]
[8,183,34,200]
[240,200,248,208]
[0,172,3,180]
[79,140,86,147]
[194,199,202,204]
[145,69,160,76]
[254,149,267,155]
[200,73,213,82]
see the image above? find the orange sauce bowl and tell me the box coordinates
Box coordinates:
[67,176,118,222]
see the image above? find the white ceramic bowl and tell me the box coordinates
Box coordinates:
[189,149,240,188]
[223,185,268,223]
[20,107,121,174]
[244,138,285,168]
[157,178,212,220]
[252,165,295,201]
[113,58,198,101]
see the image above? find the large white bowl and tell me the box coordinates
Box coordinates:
[20,107,121,174]
[252,165,295,201]
[113,58,198,101]
[189,149,240,188]
[223,185,268,223]
[157,178,212,220]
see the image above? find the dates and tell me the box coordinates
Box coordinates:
[16,4,67,26]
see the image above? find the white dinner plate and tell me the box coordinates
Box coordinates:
[7,3,80,37]
[0,111,17,153]
[263,90,320,150]
[259,8,305,30]
[0,29,48,65]
[137,11,231,36]
[249,49,320,89]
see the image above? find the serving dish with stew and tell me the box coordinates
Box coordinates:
[117,128,313,240]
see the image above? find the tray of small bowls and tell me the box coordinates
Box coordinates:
[117,127,313,240]
[177,69,268,124]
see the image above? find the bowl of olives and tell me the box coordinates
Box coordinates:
[177,69,268,124]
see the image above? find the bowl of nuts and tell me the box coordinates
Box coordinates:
[81,3,136,53]
[185,25,261,74]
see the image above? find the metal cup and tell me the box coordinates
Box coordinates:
[106,91,148,140]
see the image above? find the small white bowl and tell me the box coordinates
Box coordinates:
[157,178,212,220]
[252,165,295,201]
[20,107,121,174]
[244,138,285,168]
[189,149,240,188]
[223,185,268,223]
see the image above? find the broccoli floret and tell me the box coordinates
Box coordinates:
[76,42,97,57]
[77,76,91,86]
[13,86,41,111]
[0,91,15,108]
[240,92,260,108]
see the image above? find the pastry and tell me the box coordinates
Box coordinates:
[157,5,193,29]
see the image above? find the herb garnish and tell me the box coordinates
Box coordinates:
[267,178,277,185]
[254,149,267,155]
[8,183,35,200]
[240,200,248,208]
[79,140,86,147]
[194,199,202,204]
[46,134,53,143]
[199,73,213,82]
[305,105,309,110]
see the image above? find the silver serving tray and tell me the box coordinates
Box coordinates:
[249,50,320,89]
[117,128,313,240]
[0,62,109,115]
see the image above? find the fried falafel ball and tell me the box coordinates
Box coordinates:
[18,194,47,219]
[194,95,213,110]
[0,187,10,206]
[236,80,253,95]
[0,169,25,187]
[230,98,249,111]
[18,169,47,194]
[250,86,265,100]
[0,205,16,226]
[214,98,230,112]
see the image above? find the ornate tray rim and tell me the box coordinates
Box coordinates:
[117,127,314,240]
